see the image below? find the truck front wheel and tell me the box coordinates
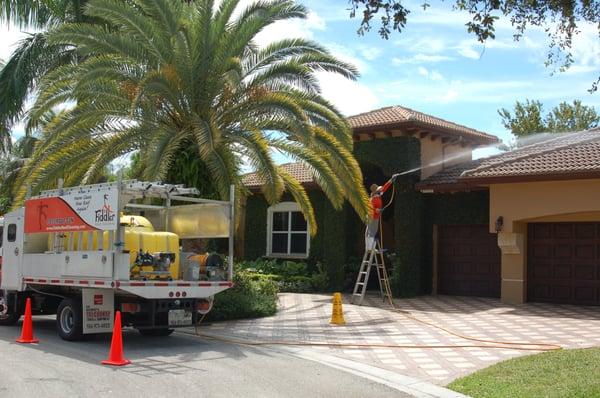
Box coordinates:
[57,298,83,341]
[0,293,20,326]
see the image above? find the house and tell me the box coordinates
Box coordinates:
[241,106,600,306]
[239,105,499,294]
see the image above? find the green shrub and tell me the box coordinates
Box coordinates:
[235,258,328,293]
[207,270,278,321]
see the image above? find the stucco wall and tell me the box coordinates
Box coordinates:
[489,179,600,233]
[420,138,472,179]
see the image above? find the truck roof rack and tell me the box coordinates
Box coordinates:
[32,180,206,201]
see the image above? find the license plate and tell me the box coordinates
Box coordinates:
[168,309,192,326]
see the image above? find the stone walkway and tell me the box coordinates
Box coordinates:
[195,293,600,385]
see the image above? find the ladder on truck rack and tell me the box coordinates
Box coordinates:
[351,236,393,306]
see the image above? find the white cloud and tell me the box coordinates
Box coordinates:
[253,10,326,46]
[323,42,370,74]
[316,72,379,116]
[429,70,444,81]
[373,72,600,107]
[417,66,428,77]
[559,23,600,75]
[392,54,453,65]
[358,46,383,61]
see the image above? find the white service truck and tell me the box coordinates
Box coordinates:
[0,180,234,340]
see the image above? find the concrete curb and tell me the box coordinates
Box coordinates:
[267,345,469,398]
[179,330,468,398]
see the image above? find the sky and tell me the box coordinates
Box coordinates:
[1,0,600,160]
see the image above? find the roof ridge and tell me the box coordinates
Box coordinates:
[461,131,600,178]
[395,105,494,138]
[348,105,397,119]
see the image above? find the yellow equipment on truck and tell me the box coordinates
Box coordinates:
[0,180,234,340]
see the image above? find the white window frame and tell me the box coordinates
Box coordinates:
[266,202,310,259]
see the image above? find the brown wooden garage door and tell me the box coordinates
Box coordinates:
[438,225,501,298]
[528,223,600,305]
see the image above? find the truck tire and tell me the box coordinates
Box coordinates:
[0,311,20,326]
[137,328,174,337]
[56,298,83,341]
[0,293,20,326]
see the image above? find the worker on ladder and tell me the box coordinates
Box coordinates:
[365,174,399,251]
[353,174,399,306]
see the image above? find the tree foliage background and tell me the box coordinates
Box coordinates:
[499,99,600,138]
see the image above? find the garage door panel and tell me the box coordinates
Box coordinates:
[531,263,551,278]
[531,244,552,259]
[574,264,597,279]
[574,286,596,302]
[438,225,501,298]
[528,222,600,305]
[554,264,572,278]
[553,224,574,239]
[574,244,595,259]
[531,224,552,239]
[575,224,596,238]
[553,245,572,258]
[552,285,571,300]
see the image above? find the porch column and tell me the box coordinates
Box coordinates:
[497,222,526,304]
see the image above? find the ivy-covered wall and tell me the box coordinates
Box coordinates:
[242,190,347,290]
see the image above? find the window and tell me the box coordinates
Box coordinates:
[267,202,309,258]
[0,226,3,248]
[7,224,16,242]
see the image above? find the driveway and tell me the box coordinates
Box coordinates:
[192,293,600,385]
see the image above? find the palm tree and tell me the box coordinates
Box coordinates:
[19,0,370,231]
[0,1,88,144]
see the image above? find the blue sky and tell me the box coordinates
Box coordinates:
[1,0,599,156]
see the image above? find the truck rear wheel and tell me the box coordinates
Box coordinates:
[57,298,83,341]
[137,328,174,337]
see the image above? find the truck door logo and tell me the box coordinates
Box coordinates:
[94,295,103,305]
[94,194,115,223]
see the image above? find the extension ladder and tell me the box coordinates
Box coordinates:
[351,237,393,306]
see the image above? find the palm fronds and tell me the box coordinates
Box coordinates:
[21,0,371,229]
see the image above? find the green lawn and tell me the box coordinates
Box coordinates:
[448,348,600,398]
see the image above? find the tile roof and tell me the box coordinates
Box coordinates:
[417,129,600,190]
[242,162,314,188]
[348,105,498,145]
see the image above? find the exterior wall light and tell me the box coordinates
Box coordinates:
[495,216,504,232]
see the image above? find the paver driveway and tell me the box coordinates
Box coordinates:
[193,293,600,385]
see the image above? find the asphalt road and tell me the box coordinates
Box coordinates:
[0,316,409,398]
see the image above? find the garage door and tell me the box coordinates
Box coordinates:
[528,223,600,305]
[438,225,501,298]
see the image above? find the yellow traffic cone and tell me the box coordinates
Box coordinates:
[330,292,346,325]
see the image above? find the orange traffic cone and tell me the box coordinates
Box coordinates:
[101,311,131,366]
[16,297,39,344]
